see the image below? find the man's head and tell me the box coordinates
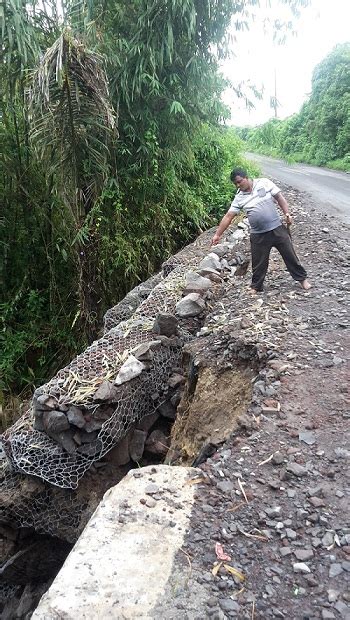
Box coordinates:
[230,167,252,191]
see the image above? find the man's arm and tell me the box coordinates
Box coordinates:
[274,192,292,224]
[212,212,236,245]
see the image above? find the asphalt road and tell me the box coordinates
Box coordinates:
[245,152,350,225]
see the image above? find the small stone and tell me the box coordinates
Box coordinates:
[145,498,156,508]
[219,598,240,613]
[309,496,326,508]
[176,293,205,318]
[280,547,292,557]
[129,429,147,462]
[322,532,335,548]
[321,610,335,619]
[327,589,339,603]
[329,563,343,578]
[266,506,282,519]
[285,528,297,540]
[293,562,311,573]
[272,452,284,465]
[145,483,159,495]
[294,549,314,561]
[93,380,118,401]
[286,462,308,477]
[299,431,316,445]
[334,601,350,618]
[217,480,234,493]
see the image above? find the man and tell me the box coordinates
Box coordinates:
[212,167,311,293]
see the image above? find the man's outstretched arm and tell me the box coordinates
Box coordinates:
[274,192,293,224]
[212,212,236,245]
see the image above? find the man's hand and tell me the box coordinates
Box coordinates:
[285,213,293,225]
[212,233,221,246]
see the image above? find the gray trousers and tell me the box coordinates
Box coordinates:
[250,225,307,291]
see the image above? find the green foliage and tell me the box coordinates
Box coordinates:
[0,0,303,398]
[237,43,350,172]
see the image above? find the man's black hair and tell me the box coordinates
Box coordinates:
[230,167,248,182]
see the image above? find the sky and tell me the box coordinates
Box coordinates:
[221,0,350,127]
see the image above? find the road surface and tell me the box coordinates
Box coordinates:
[245,153,350,225]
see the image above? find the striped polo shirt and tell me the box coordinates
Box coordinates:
[228,178,282,234]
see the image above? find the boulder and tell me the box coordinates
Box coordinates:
[93,381,118,402]
[153,314,178,337]
[145,430,169,456]
[67,406,86,428]
[157,401,176,420]
[198,253,221,272]
[129,430,147,462]
[115,356,146,385]
[43,411,69,433]
[176,293,205,318]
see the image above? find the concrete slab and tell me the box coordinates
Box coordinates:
[33,465,198,619]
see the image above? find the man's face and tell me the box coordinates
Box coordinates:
[233,175,251,191]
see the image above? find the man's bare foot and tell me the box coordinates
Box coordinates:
[300,279,312,291]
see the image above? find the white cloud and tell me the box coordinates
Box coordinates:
[221,0,350,126]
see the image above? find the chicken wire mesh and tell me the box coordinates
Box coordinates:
[0,227,223,542]
[2,229,217,492]
[0,459,87,543]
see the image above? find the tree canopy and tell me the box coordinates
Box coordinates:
[1,0,307,400]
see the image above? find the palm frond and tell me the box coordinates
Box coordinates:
[29,32,117,224]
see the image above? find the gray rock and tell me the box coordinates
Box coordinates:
[35,394,59,410]
[129,430,147,462]
[43,410,69,433]
[157,400,176,419]
[136,412,159,433]
[115,356,146,385]
[93,381,118,401]
[153,313,178,337]
[293,562,311,573]
[145,483,159,495]
[185,271,212,288]
[199,253,222,272]
[299,431,316,445]
[168,374,185,388]
[33,410,45,431]
[285,528,297,540]
[334,601,350,618]
[67,406,86,428]
[322,532,335,548]
[48,429,76,454]
[176,293,206,318]
[219,598,240,613]
[266,507,282,519]
[294,549,314,561]
[145,498,156,508]
[217,480,234,493]
[286,462,308,477]
[321,610,336,619]
[327,589,340,603]
[145,430,169,456]
[329,563,343,578]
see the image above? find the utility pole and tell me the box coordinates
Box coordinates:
[274,67,278,118]
[270,67,279,119]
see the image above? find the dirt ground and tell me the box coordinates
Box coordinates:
[154,184,350,620]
